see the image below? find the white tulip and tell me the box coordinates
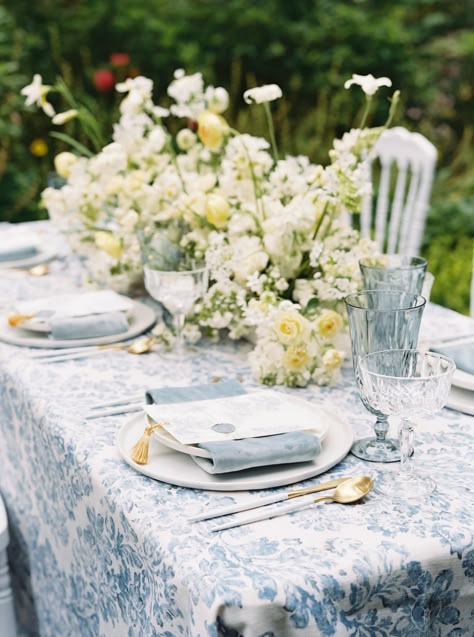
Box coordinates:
[243,84,282,104]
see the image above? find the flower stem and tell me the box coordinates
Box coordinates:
[312,201,329,240]
[229,127,264,222]
[263,102,279,163]
[359,95,373,130]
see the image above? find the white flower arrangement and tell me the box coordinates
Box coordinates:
[22,70,398,387]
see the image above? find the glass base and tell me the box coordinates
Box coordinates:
[375,471,436,502]
[350,436,400,463]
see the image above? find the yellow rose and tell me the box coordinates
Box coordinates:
[206,194,229,228]
[54,152,78,178]
[94,231,122,259]
[316,310,343,339]
[197,110,228,151]
[322,349,344,370]
[275,311,307,345]
[283,345,310,371]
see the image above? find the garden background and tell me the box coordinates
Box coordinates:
[0,0,472,313]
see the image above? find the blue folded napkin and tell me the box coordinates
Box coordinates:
[0,241,38,262]
[431,342,474,375]
[145,380,321,474]
[50,311,129,340]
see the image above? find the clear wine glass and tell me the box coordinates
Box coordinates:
[359,255,427,295]
[359,349,455,501]
[144,265,208,352]
[344,290,426,463]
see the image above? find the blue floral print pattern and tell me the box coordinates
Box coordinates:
[1,224,474,636]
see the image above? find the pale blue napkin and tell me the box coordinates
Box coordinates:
[0,242,38,262]
[431,343,474,375]
[50,311,129,340]
[145,380,321,474]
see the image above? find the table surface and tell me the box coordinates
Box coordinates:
[1,224,474,637]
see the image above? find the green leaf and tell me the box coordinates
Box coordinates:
[49,131,94,157]
[302,297,319,316]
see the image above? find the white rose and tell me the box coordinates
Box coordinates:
[54,152,78,178]
[176,128,197,151]
[120,209,139,231]
[234,251,269,285]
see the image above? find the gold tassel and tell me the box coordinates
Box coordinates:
[130,422,163,465]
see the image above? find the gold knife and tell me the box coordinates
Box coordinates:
[189,476,352,522]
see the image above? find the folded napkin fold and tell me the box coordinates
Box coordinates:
[0,238,38,262]
[145,380,321,474]
[431,342,474,376]
[194,431,320,474]
[50,311,129,340]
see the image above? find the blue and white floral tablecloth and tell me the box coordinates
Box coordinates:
[1,227,474,637]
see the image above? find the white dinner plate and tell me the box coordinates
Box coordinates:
[116,407,353,491]
[0,246,57,270]
[0,299,156,348]
[452,369,474,392]
[446,385,474,416]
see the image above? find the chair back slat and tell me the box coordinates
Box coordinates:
[387,163,408,253]
[360,160,373,239]
[357,126,437,256]
[374,159,391,250]
[398,167,420,255]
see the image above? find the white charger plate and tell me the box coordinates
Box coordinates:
[116,407,353,491]
[0,247,57,270]
[0,300,156,348]
[446,385,474,416]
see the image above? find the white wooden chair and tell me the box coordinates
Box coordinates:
[0,495,16,637]
[470,245,474,318]
[359,126,437,256]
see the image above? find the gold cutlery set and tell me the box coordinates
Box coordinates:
[192,475,374,531]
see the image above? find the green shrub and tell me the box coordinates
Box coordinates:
[0,0,472,311]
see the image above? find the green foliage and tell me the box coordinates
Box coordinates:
[423,235,473,315]
[0,0,473,310]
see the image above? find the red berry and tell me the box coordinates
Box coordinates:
[109,53,130,67]
[93,69,116,92]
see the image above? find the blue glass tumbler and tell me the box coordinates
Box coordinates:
[344,290,426,462]
[359,255,427,295]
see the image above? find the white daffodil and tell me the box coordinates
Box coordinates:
[344,74,392,96]
[21,74,55,117]
[52,109,79,125]
[243,84,282,104]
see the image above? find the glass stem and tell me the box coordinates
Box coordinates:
[174,312,186,353]
[374,415,389,442]
[399,418,414,475]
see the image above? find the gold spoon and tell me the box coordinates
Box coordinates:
[98,335,155,354]
[212,475,374,531]
[311,475,374,506]
[5,264,49,276]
